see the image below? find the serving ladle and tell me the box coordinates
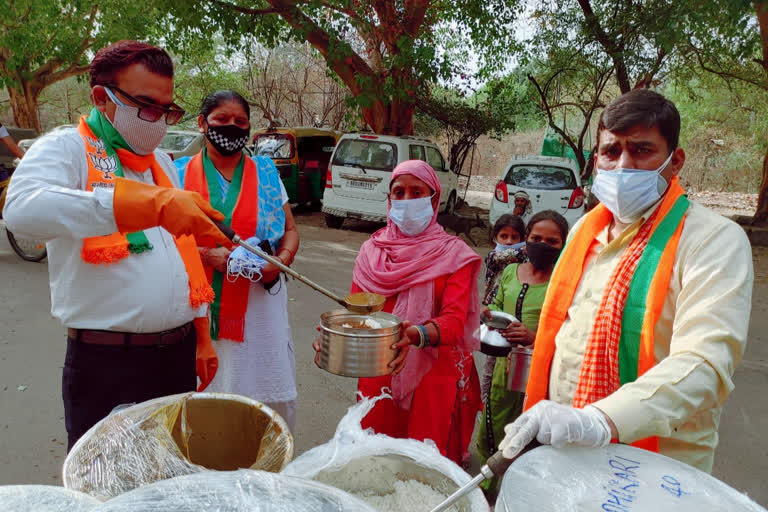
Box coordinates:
[213,220,385,314]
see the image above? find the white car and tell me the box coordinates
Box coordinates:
[489,155,585,228]
[14,125,73,155]
[322,133,459,228]
[158,130,205,160]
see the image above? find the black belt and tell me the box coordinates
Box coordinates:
[67,322,194,347]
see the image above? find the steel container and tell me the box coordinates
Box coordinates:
[318,310,402,378]
[506,346,533,392]
[481,310,518,329]
[311,454,489,511]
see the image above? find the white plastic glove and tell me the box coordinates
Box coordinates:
[498,400,612,459]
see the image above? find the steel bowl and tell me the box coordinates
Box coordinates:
[479,324,512,357]
[481,310,519,330]
[506,346,533,392]
[318,310,402,378]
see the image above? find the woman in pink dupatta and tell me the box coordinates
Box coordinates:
[351,160,482,466]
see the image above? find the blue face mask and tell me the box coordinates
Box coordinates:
[495,241,525,252]
[389,196,434,236]
[592,152,673,224]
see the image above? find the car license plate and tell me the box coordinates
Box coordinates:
[348,180,375,190]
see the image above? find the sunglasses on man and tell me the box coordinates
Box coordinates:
[104,86,185,125]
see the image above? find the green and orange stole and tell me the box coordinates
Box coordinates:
[183,151,259,342]
[525,177,690,453]
[77,113,213,309]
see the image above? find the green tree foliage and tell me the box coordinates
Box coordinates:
[519,0,685,176]
[666,75,767,194]
[674,0,768,222]
[528,0,685,94]
[525,51,613,175]
[157,0,523,135]
[416,71,543,177]
[0,0,165,131]
[171,37,243,128]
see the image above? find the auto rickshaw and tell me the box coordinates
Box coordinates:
[252,126,342,208]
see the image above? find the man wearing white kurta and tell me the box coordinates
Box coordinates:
[3,41,229,450]
[497,89,754,473]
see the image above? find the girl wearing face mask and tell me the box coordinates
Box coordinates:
[483,214,527,306]
[479,214,527,413]
[313,160,483,465]
[175,90,300,433]
[476,210,568,501]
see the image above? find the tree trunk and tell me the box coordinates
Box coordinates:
[7,84,42,133]
[361,99,415,135]
[753,2,768,222]
[754,146,768,224]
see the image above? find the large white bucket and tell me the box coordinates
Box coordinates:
[496,444,766,511]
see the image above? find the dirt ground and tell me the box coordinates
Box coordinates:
[0,204,766,506]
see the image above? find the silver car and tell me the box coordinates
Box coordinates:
[158,130,205,160]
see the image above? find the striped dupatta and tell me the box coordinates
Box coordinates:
[183,151,285,341]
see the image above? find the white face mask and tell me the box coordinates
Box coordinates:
[389,196,434,236]
[105,87,167,155]
[591,152,673,224]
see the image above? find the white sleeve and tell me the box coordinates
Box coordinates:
[2,130,118,241]
[0,125,9,138]
[594,219,753,443]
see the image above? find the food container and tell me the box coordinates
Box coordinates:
[318,310,402,377]
[283,396,490,511]
[97,469,378,512]
[0,485,100,512]
[63,392,294,499]
[496,444,767,512]
[480,311,517,357]
[505,346,533,392]
[479,325,512,357]
[481,310,518,330]
[309,454,487,511]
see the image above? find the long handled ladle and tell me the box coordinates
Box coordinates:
[213,220,385,314]
[429,441,541,512]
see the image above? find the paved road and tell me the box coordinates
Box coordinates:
[0,215,766,507]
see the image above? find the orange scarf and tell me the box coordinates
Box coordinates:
[525,177,689,453]
[77,117,213,309]
[183,152,259,341]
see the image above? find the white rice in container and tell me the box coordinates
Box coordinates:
[352,480,457,512]
[340,319,383,329]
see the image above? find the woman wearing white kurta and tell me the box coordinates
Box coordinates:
[177,90,299,432]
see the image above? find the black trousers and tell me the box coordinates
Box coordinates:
[62,329,196,452]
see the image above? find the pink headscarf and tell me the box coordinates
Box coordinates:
[353,160,482,409]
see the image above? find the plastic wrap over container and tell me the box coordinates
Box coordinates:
[0,485,99,512]
[63,392,293,500]
[283,394,489,512]
[97,469,378,511]
[496,444,767,512]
